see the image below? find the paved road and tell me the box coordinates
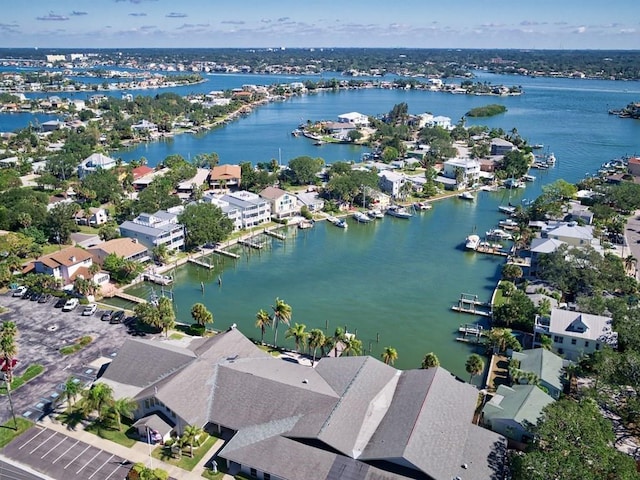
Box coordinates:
[0,456,53,480]
[0,294,158,426]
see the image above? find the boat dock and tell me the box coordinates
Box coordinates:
[143,273,173,285]
[110,291,146,304]
[213,248,239,259]
[475,244,509,256]
[239,239,264,249]
[451,293,492,317]
[264,229,286,240]
[188,257,216,270]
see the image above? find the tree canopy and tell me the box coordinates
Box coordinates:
[178,202,233,250]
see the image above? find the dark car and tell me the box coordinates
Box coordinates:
[54,297,67,308]
[22,289,34,300]
[110,311,125,324]
[29,291,42,302]
[38,293,52,304]
[101,310,114,322]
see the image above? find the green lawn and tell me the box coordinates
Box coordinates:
[153,434,219,471]
[493,281,509,307]
[85,417,137,448]
[60,336,93,356]
[0,364,45,395]
[0,418,33,448]
[256,344,281,357]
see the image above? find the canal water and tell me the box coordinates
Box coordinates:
[2,69,640,376]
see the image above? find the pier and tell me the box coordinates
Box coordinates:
[264,229,286,240]
[110,291,146,304]
[456,323,485,344]
[451,293,492,317]
[188,257,216,270]
[475,244,509,256]
[213,248,239,259]
[239,239,264,249]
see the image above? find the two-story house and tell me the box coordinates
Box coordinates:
[88,238,150,266]
[490,138,516,156]
[74,207,108,226]
[203,191,271,230]
[78,153,118,179]
[259,186,299,219]
[30,246,107,287]
[209,165,242,191]
[119,208,185,252]
[378,170,405,198]
[441,158,480,190]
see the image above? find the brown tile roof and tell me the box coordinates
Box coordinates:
[260,186,288,200]
[69,266,92,282]
[132,165,154,179]
[38,246,93,268]
[210,165,241,181]
[89,238,148,259]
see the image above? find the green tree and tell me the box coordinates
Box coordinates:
[485,328,522,354]
[80,382,114,422]
[134,302,162,331]
[111,397,137,430]
[152,244,169,264]
[255,309,272,344]
[421,352,440,369]
[157,297,176,337]
[342,336,363,356]
[44,202,80,245]
[98,222,120,241]
[285,323,308,353]
[190,303,213,329]
[0,322,18,383]
[501,263,523,281]
[178,203,233,250]
[62,376,80,407]
[307,329,326,366]
[465,354,484,383]
[286,156,324,185]
[180,424,204,458]
[271,298,292,346]
[381,346,398,365]
[492,290,537,331]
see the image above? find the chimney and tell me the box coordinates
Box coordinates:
[69,256,76,262]
[132,238,138,244]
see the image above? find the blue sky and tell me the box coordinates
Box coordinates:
[1,0,639,50]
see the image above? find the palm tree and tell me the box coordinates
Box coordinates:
[190,303,213,329]
[342,336,362,357]
[381,347,398,365]
[307,329,326,366]
[539,334,553,351]
[152,244,169,265]
[62,376,80,407]
[255,309,272,344]
[80,382,114,422]
[180,424,204,458]
[0,322,18,383]
[421,352,440,369]
[330,327,346,357]
[625,255,637,275]
[157,297,176,338]
[271,297,292,346]
[111,397,137,430]
[285,323,308,353]
[465,354,485,384]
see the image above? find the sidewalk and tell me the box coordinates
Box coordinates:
[38,415,234,480]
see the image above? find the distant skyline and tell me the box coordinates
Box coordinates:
[2,0,639,50]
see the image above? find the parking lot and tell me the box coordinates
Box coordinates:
[0,293,158,426]
[3,426,132,480]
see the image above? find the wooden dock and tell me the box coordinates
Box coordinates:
[451,306,492,317]
[475,245,509,256]
[239,239,264,249]
[264,229,286,240]
[451,293,493,317]
[111,291,146,304]
[213,249,239,259]
[188,257,216,270]
[143,273,173,285]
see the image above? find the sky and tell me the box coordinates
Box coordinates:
[1,0,639,50]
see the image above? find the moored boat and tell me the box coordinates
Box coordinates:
[504,178,525,189]
[353,211,373,223]
[486,228,513,241]
[367,209,385,219]
[498,205,516,215]
[465,234,481,250]
[498,218,519,230]
[414,201,433,211]
[458,191,474,201]
[386,205,412,219]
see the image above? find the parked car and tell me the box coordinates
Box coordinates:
[38,293,52,304]
[82,304,97,316]
[11,286,27,297]
[21,289,34,300]
[54,297,68,308]
[101,310,114,322]
[110,310,125,324]
[29,291,42,302]
[62,298,79,311]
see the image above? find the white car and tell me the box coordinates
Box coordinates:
[62,298,79,311]
[12,286,27,297]
[82,304,97,316]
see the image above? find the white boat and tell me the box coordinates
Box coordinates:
[546,152,556,165]
[465,234,481,250]
[504,178,525,189]
[298,220,313,229]
[459,324,484,335]
[353,211,373,223]
[367,209,384,219]
[532,144,544,150]
[414,202,433,211]
[458,191,474,201]
[523,174,536,182]
[498,218,519,230]
[498,205,516,215]
[386,205,412,219]
[334,219,348,229]
[486,228,513,241]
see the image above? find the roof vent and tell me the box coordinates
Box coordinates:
[69,256,76,262]
[462,463,468,469]
[302,379,308,384]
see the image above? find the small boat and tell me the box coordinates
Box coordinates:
[522,174,536,182]
[386,205,412,219]
[291,129,302,137]
[465,234,481,250]
[414,202,433,211]
[504,178,525,189]
[367,209,385,219]
[353,211,373,223]
[298,220,314,229]
[531,144,544,150]
[486,228,513,241]
[545,153,556,165]
[314,140,325,146]
[498,218,519,230]
[334,219,348,229]
[498,205,516,215]
[458,191,474,201]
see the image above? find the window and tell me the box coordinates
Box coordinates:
[596,343,601,350]
[264,474,271,480]
[571,338,577,345]
[250,468,257,478]
[553,336,563,344]
[585,341,590,348]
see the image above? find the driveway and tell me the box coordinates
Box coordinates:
[0,294,157,426]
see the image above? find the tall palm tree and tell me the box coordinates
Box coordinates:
[285,323,308,353]
[625,255,637,275]
[421,352,440,369]
[0,322,18,383]
[307,329,326,366]
[381,347,398,365]
[62,376,80,407]
[465,354,485,384]
[111,397,137,430]
[180,424,204,458]
[157,297,176,338]
[271,297,292,346]
[330,327,346,357]
[342,336,363,357]
[80,382,114,422]
[190,303,213,328]
[255,309,272,345]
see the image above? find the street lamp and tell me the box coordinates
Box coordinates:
[2,370,17,430]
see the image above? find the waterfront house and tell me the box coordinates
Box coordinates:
[337,111,369,126]
[176,168,210,199]
[78,153,118,179]
[628,157,640,177]
[378,170,406,198]
[131,165,154,180]
[259,186,299,219]
[540,221,599,248]
[74,207,108,226]
[131,119,158,133]
[490,138,516,156]
[88,238,150,266]
[209,164,242,191]
[565,201,594,225]
[131,167,169,192]
[100,327,507,480]
[442,158,481,189]
[295,190,325,212]
[203,191,271,230]
[534,308,618,360]
[119,208,185,252]
[528,237,566,274]
[481,384,555,446]
[30,246,108,288]
[41,119,65,132]
[510,348,566,399]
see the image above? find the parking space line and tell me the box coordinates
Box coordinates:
[41,435,67,458]
[29,431,57,455]
[53,439,79,464]
[18,426,47,450]
[88,454,115,479]
[105,463,128,480]
[64,445,91,469]
[77,449,103,475]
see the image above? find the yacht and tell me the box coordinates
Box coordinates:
[485,228,513,241]
[367,209,385,219]
[465,234,481,250]
[498,218,519,230]
[353,211,373,223]
[458,191,474,201]
[504,178,525,189]
[498,205,516,215]
[386,205,413,219]
[414,201,433,211]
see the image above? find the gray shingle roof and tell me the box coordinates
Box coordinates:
[483,384,555,427]
[513,348,564,393]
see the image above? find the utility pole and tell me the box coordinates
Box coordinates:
[4,372,17,430]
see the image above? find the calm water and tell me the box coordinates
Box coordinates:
[4,70,640,376]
